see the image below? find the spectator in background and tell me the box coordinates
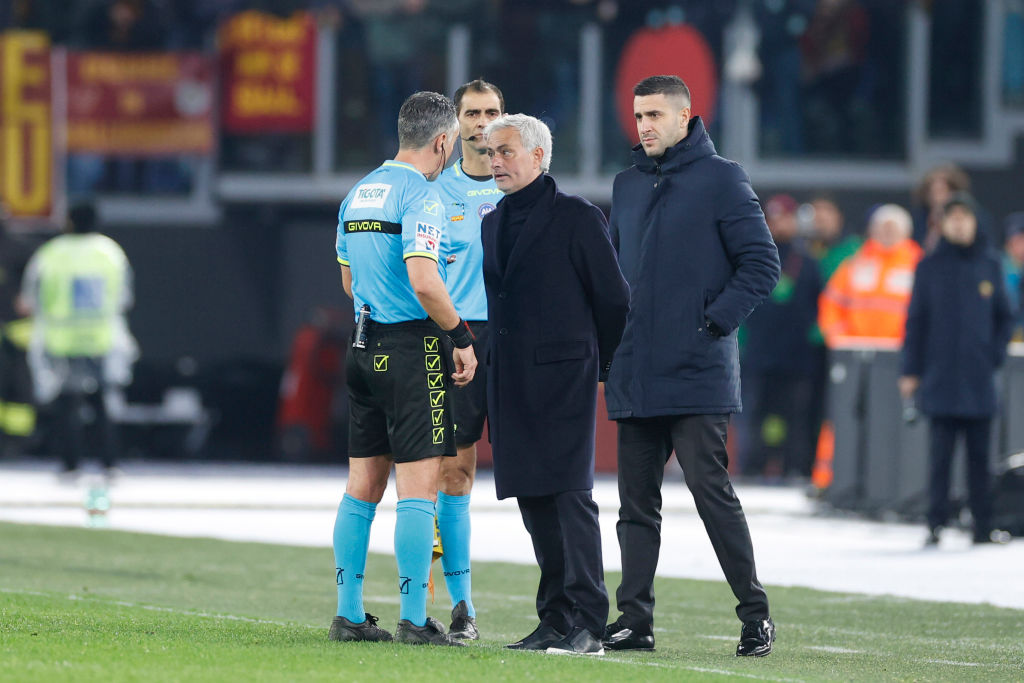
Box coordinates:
[19,203,137,479]
[1006,0,1024,105]
[801,194,857,481]
[67,0,187,195]
[72,0,170,51]
[1001,212,1024,339]
[754,0,813,155]
[819,204,922,347]
[740,194,823,479]
[1,0,72,42]
[900,194,1014,547]
[911,163,975,251]
[345,0,436,158]
[805,195,861,282]
[799,0,870,154]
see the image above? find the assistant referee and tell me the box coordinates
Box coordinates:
[328,91,477,648]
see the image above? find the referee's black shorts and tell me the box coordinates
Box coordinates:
[448,321,488,447]
[347,319,456,463]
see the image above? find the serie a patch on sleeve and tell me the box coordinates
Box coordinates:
[416,222,441,256]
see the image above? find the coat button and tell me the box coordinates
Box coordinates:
[498,328,508,335]
[498,292,507,299]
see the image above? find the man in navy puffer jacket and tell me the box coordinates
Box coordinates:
[603,75,780,658]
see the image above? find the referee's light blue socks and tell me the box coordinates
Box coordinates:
[333,494,376,622]
[394,497,436,627]
[437,491,475,617]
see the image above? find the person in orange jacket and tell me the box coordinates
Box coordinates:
[818,204,924,348]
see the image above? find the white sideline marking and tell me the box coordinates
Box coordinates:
[806,645,863,654]
[925,660,981,667]
[602,659,805,682]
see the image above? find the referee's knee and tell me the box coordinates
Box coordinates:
[440,459,475,495]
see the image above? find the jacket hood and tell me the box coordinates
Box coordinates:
[631,116,716,173]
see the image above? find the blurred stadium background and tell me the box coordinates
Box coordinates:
[1,0,1023,516]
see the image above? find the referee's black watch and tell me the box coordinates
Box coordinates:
[704,318,726,338]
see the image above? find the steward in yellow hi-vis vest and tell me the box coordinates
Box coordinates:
[20,203,136,476]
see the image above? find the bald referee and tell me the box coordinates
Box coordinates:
[329,91,477,647]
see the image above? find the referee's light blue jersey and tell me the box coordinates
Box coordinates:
[336,160,446,324]
[435,159,501,321]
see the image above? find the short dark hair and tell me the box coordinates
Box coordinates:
[454,79,505,115]
[633,75,691,105]
[69,202,97,234]
[397,91,458,150]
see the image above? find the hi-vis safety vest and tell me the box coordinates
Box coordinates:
[25,233,132,357]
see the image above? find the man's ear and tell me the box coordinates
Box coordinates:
[534,146,544,169]
[679,106,691,131]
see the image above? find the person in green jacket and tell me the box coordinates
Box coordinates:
[19,203,136,478]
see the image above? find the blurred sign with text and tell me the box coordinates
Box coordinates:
[218,11,316,134]
[66,51,214,155]
[0,31,55,220]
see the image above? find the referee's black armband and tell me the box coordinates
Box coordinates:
[446,318,475,349]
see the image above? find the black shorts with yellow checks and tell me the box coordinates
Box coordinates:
[346,319,456,463]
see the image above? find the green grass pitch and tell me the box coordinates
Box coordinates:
[1,522,1022,681]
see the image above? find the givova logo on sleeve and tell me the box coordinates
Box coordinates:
[350,183,391,209]
[415,222,441,255]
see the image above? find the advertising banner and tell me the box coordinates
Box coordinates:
[66,51,214,155]
[219,11,316,134]
[0,31,55,220]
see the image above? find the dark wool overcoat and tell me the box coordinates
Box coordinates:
[481,174,629,499]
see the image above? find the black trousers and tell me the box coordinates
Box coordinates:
[927,416,992,534]
[614,414,769,628]
[517,490,608,637]
[55,390,118,471]
[52,358,118,471]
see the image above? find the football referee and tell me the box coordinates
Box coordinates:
[432,78,505,640]
[329,91,477,647]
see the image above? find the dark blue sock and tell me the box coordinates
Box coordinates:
[437,491,474,616]
[332,494,376,621]
[394,497,435,626]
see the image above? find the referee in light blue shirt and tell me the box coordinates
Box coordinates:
[431,79,505,641]
[329,91,477,648]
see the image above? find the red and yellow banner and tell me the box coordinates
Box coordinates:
[66,51,214,155]
[219,11,316,134]
[0,31,53,219]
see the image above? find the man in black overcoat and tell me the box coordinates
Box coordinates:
[480,113,629,656]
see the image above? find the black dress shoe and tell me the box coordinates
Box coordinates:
[736,617,775,657]
[506,623,565,650]
[546,627,605,656]
[603,624,655,651]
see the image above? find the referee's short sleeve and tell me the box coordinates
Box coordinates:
[401,185,444,263]
[335,199,350,265]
